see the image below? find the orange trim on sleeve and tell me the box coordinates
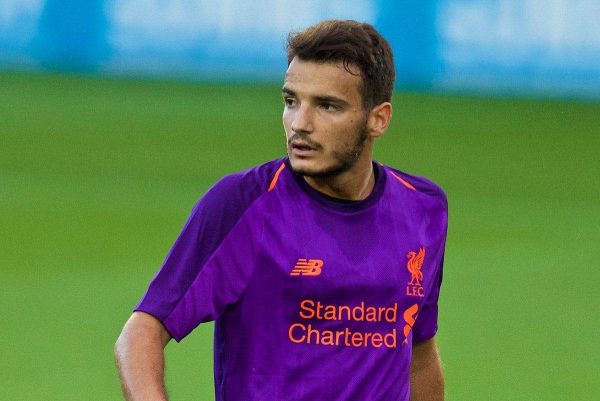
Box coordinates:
[268,163,286,191]
[390,171,417,191]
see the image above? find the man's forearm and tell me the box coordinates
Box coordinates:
[115,312,171,401]
[410,339,444,401]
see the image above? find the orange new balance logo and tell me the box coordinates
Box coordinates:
[290,259,324,276]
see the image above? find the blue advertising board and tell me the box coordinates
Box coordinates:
[1,0,599,99]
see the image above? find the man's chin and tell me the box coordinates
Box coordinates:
[288,157,320,176]
[288,157,348,178]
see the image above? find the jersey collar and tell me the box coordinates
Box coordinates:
[284,158,387,213]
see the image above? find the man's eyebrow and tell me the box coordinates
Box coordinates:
[282,87,348,105]
[313,95,348,105]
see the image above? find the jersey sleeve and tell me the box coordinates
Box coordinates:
[410,180,448,343]
[411,251,445,342]
[134,173,265,341]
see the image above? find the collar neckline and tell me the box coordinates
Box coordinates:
[284,158,386,212]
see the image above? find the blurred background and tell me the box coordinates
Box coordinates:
[1,1,598,400]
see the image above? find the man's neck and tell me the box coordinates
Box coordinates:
[303,159,376,201]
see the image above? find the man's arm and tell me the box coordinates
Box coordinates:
[410,338,444,401]
[115,311,172,401]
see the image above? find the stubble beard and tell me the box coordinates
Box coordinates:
[288,124,369,179]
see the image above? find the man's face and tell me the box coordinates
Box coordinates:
[282,57,370,177]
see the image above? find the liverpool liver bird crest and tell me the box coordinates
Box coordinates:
[406,247,426,286]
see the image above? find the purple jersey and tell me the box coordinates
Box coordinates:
[136,158,448,401]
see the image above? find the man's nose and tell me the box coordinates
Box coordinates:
[291,104,314,133]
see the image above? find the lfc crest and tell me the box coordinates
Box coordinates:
[406,247,426,298]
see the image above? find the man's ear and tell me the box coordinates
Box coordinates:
[366,102,392,138]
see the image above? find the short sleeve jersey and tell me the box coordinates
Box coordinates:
[136,158,448,401]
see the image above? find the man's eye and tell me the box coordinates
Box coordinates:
[284,98,296,107]
[321,103,338,111]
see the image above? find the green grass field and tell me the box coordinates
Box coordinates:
[1,72,598,400]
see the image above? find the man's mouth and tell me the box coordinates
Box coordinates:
[290,140,318,156]
[292,141,315,151]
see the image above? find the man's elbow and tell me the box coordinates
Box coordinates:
[117,312,172,350]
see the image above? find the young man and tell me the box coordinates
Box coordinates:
[115,20,447,401]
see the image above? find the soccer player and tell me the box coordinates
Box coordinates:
[115,20,447,401]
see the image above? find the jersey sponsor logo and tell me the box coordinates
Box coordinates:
[287,299,422,348]
[402,303,419,344]
[406,247,426,298]
[288,299,399,348]
[290,258,324,276]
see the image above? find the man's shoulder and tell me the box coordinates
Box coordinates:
[197,158,286,213]
[211,158,286,196]
[382,164,448,208]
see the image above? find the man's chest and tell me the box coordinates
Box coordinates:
[253,205,441,300]
[232,210,442,347]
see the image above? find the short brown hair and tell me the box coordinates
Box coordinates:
[286,20,395,109]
